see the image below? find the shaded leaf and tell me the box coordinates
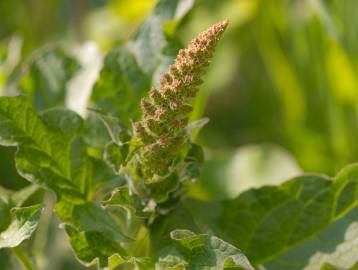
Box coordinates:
[17,47,79,110]
[90,47,150,128]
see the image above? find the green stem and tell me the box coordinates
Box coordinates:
[13,246,36,270]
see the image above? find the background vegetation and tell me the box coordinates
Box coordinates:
[1,0,358,269]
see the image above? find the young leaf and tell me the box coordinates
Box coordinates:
[0,205,42,249]
[0,185,39,232]
[156,229,254,270]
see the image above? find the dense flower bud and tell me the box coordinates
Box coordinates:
[141,99,155,117]
[133,122,154,144]
[133,20,228,179]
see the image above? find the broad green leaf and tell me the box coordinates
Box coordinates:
[185,164,358,269]
[53,198,134,269]
[90,0,194,127]
[155,229,254,270]
[40,108,83,138]
[0,205,42,249]
[0,96,90,198]
[0,96,132,267]
[57,201,133,243]
[0,95,120,198]
[264,206,358,270]
[63,224,126,268]
[90,46,150,128]
[57,198,138,268]
[83,113,112,149]
[16,47,79,110]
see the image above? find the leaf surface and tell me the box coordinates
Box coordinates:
[17,47,79,110]
[156,229,254,270]
[0,96,132,267]
[185,164,358,269]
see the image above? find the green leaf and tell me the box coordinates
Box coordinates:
[0,96,90,198]
[0,196,11,232]
[57,198,139,268]
[0,249,13,269]
[0,96,132,267]
[58,201,133,242]
[104,187,146,218]
[156,229,254,270]
[185,164,358,269]
[264,206,358,270]
[104,142,127,173]
[40,108,83,138]
[0,146,28,190]
[16,47,79,110]
[63,224,126,268]
[149,203,204,257]
[0,205,42,249]
[183,143,205,180]
[0,156,45,253]
[52,200,134,269]
[90,0,194,127]
[129,0,193,80]
[320,262,358,270]
[83,113,112,149]
[146,172,180,203]
[90,47,150,128]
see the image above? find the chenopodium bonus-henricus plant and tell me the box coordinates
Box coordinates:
[128,20,228,206]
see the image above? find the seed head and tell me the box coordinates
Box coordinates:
[132,20,228,179]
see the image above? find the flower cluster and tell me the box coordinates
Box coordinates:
[133,20,228,180]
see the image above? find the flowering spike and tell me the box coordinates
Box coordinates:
[133,122,154,144]
[141,99,155,118]
[133,20,228,179]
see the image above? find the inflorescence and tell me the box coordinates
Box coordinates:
[133,20,228,180]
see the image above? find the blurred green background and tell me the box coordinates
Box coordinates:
[1,0,358,269]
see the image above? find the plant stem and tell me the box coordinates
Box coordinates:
[13,246,36,270]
